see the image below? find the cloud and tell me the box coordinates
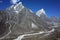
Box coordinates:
[10,0,20,4]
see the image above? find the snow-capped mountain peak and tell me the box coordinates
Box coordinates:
[40,8,45,14]
[14,2,24,11]
[7,1,34,14]
[36,8,46,17]
[13,2,24,13]
[8,2,24,13]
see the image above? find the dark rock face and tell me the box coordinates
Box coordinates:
[0,11,10,38]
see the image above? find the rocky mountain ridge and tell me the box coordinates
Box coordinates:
[0,1,60,40]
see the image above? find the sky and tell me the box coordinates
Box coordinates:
[0,0,60,17]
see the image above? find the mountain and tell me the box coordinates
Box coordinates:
[0,2,51,40]
[50,16,59,23]
[36,9,52,25]
[6,2,33,14]
[49,16,60,28]
[0,1,60,40]
[36,8,60,29]
[36,9,49,21]
[6,2,24,13]
[36,8,47,17]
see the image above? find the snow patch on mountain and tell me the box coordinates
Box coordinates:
[36,8,46,17]
[8,2,24,13]
[14,2,24,11]
[29,9,33,13]
[14,2,24,13]
[32,22,38,28]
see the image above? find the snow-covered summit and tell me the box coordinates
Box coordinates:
[36,8,46,17]
[8,2,24,13]
[14,2,24,11]
[7,1,34,14]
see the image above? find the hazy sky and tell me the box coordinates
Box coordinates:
[0,0,60,17]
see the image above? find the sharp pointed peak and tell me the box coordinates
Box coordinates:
[41,8,44,10]
[38,8,45,14]
[40,8,45,11]
[36,8,46,17]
